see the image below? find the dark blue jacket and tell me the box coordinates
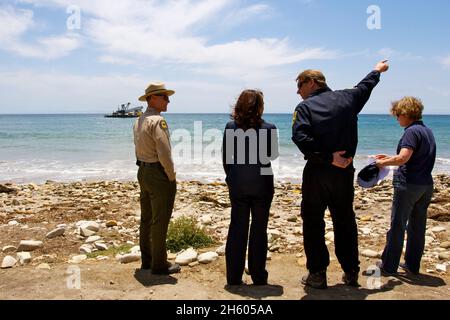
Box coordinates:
[292,70,381,165]
[222,120,278,196]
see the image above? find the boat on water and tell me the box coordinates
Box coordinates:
[105,102,144,118]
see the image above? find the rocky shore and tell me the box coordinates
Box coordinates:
[0,176,449,299]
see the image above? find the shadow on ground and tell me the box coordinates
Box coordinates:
[224,284,284,299]
[134,269,178,287]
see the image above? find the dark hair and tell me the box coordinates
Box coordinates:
[231,89,264,130]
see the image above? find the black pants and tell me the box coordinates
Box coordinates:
[301,162,360,274]
[226,189,273,285]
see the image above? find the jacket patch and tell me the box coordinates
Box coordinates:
[160,120,168,129]
[292,111,298,127]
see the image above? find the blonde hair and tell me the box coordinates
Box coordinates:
[296,70,327,88]
[391,97,424,121]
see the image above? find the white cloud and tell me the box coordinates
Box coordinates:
[0,5,81,59]
[16,0,337,77]
[441,55,450,69]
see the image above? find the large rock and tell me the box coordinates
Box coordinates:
[198,252,219,264]
[17,240,43,252]
[1,256,17,268]
[46,227,65,239]
[175,248,198,266]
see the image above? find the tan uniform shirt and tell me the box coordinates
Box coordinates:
[133,108,176,181]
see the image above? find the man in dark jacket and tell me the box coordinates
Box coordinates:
[292,60,389,289]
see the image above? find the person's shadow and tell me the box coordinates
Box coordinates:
[133,269,178,287]
[224,283,284,299]
[394,272,447,287]
[301,278,402,300]
[301,270,447,300]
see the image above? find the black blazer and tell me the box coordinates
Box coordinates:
[222,120,278,196]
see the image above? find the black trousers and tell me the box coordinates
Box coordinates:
[226,189,273,285]
[301,162,360,274]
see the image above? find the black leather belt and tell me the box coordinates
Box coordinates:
[136,160,160,167]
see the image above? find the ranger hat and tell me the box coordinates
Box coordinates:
[138,82,175,102]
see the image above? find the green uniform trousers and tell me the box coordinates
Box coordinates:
[137,164,176,271]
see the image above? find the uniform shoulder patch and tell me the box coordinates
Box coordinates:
[159,119,168,130]
[292,111,298,127]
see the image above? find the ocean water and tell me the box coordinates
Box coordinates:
[1,114,449,184]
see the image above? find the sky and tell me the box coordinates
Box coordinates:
[0,0,449,114]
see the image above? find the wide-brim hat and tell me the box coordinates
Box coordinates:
[138,82,175,102]
[357,162,390,188]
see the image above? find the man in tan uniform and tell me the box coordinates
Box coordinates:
[134,82,180,274]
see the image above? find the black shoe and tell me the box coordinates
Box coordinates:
[376,261,397,276]
[227,280,244,286]
[301,271,327,289]
[342,272,360,287]
[152,263,181,275]
[399,263,419,275]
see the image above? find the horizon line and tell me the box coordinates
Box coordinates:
[1,112,450,116]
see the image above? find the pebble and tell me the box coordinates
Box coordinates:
[106,220,118,227]
[8,220,19,226]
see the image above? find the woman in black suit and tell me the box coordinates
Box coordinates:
[222,89,278,285]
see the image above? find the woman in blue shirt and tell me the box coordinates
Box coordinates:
[375,97,436,275]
